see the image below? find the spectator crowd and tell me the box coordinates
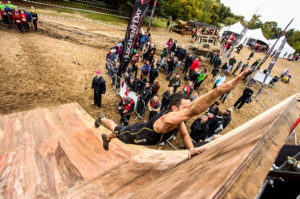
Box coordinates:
[0,1,39,33]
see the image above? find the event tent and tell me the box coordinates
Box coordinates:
[219,22,244,36]
[243,28,269,45]
[268,36,296,58]
[220,22,296,58]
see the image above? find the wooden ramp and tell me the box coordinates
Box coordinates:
[0,94,299,199]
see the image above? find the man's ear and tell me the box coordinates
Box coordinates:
[171,105,177,112]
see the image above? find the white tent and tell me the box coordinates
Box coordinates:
[242,28,269,45]
[268,36,295,58]
[220,22,244,36]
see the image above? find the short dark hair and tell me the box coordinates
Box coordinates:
[168,92,190,110]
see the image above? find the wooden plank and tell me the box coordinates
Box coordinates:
[0,94,299,199]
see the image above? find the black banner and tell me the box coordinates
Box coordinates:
[257,37,286,95]
[147,0,157,32]
[120,0,151,75]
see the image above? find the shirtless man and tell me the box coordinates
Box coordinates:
[96,69,250,159]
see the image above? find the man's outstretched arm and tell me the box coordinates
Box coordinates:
[166,68,250,126]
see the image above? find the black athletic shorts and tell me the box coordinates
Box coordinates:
[113,123,162,145]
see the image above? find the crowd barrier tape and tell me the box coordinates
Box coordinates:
[21,0,130,19]
[22,0,198,42]
[39,14,127,30]
[74,0,123,14]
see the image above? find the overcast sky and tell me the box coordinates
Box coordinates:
[221,0,299,30]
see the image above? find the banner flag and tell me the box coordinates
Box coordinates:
[120,0,151,75]
[257,18,294,69]
[147,0,157,32]
[257,37,286,95]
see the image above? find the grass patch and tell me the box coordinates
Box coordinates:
[83,12,128,25]
[144,17,168,29]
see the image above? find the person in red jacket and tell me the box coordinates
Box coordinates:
[189,58,200,76]
[13,10,23,33]
[20,10,29,32]
[118,97,135,126]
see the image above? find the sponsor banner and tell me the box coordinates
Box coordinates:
[120,0,151,74]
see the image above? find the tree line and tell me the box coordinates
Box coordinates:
[82,0,300,53]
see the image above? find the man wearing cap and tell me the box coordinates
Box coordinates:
[118,97,135,126]
[91,70,106,109]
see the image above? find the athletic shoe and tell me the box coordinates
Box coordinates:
[95,113,105,128]
[102,134,110,151]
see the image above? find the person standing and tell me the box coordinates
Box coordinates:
[190,115,209,143]
[161,87,174,111]
[13,10,23,33]
[30,6,38,31]
[213,73,226,89]
[140,60,151,79]
[169,22,173,32]
[130,53,139,78]
[151,80,160,97]
[91,70,106,109]
[222,109,232,129]
[160,45,169,67]
[189,58,200,76]
[194,69,207,90]
[227,57,236,73]
[233,86,254,110]
[118,97,135,126]
[149,64,159,84]
[166,55,176,80]
[178,46,187,62]
[20,10,29,32]
[232,60,243,75]
[148,94,161,120]
[248,50,255,60]
[183,53,193,75]
[242,65,256,80]
[240,62,249,73]
[168,73,181,93]
[182,81,194,96]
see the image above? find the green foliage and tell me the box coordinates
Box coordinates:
[223,17,238,25]
[287,31,300,53]
[248,14,261,29]
[262,21,281,39]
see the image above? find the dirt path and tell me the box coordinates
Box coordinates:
[0,8,299,148]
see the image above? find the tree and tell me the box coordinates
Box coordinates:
[223,17,238,26]
[248,14,261,29]
[262,21,282,39]
[287,30,300,53]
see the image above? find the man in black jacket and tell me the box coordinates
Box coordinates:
[222,109,232,129]
[161,87,174,111]
[127,76,137,92]
[183,53,193,75]
[233,86,254,110]
[208,101,219,115]
[178,46,187,62]
[138,81,152,105]
[91,70,106,109]
[190,115,209,142]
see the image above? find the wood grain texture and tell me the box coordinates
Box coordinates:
[0,94,299,199]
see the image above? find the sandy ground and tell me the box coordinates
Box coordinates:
[0,6,299,148]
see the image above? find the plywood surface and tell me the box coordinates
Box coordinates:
[0,94,299,199]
